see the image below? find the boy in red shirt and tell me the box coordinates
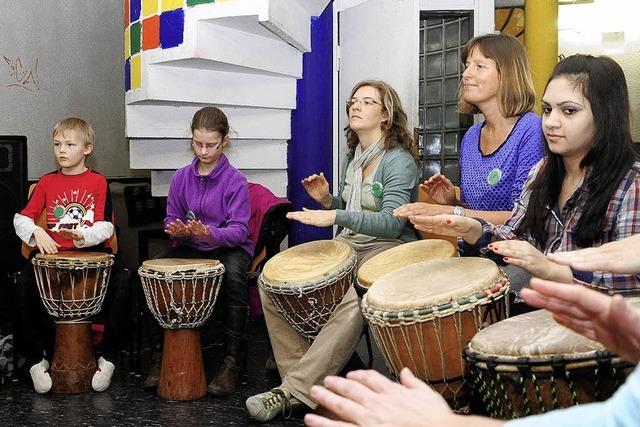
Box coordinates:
[13,118,127,393]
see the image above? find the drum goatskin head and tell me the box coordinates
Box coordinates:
[365,257,502,311]
[357,239,457,289]
[468,305,636,359]
[141,258,221,273]
[35,251,112,262]
[262,240,354,285]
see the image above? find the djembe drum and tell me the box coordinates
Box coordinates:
[259,240,357,340]
[361,257,509,406]
[464,308,634,418]
[139,258,224,401]
[355,239,457,297]
[32,251,113,393]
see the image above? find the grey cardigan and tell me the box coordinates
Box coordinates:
[330,146,419,242]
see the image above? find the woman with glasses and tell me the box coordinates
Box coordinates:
[143,106,253,397]
[245,80,419,422]
[395,33,544,225]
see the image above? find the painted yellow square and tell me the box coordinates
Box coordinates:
[142,0,159,17]
[124,27,131,59]
[161,0,183,12]
[131,55,142,90]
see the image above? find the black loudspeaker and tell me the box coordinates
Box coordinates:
[0,136,27,274]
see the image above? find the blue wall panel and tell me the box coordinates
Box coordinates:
[288,4,334,245]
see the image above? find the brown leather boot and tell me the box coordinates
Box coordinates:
[207,355,242,396]
[207,305,248,397]
[143,351,161,390]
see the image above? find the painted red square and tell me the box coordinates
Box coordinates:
[142,15,160,51]
[124,0,130,28]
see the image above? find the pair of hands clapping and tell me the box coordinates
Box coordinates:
[393,173,457,219]
[165,218,211,239]
[286,172,336,227]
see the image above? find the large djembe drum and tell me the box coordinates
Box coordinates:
[361,257,509,406]
[355,239,458,297]
[32,251,113,393]
[259,240,357,340]
[138,258,224,401]
[464,308,634,418]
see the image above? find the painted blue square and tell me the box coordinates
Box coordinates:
[125,58,131,92]
[130,0,141,22]
[160,8,185,49]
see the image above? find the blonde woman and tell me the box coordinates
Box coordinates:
[396,33,543,225]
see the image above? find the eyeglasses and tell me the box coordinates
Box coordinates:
[346,97,383,109]
[192,140,222,151]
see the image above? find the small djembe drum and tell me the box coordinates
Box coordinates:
[32,251,113,393]
[138,258,224,401]
[259,240,357,340]
[361,257,509,407]
[355,239,458,297]
[464,308,634,418]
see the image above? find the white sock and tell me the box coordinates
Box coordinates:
[29,359,52,394]
[91,357,115,392]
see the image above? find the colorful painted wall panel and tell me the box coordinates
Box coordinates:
[142,0,159,17]
[160,8,185,49]
[124,0,217,92]
[142,15,160,50]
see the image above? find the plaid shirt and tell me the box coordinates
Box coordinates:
[467,160,640,295]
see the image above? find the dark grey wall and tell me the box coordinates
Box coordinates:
[0,0,130,179]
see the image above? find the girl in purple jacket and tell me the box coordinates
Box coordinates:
[145,107,253,396]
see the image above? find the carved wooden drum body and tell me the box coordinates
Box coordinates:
[32,251,113,394]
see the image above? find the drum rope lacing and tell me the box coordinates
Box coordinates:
[361,273,510,327]
[259,249,357,340]
[464,336,634,418]
[32,256,114,320]
[139,265,225,329]
[361,271,510,409]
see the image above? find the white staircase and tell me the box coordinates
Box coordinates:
[126,0,330,197]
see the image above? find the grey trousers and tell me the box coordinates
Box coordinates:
[260,236,402,408]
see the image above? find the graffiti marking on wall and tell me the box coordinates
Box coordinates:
[3,56,40,91]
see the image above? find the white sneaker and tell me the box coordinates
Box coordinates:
[91,357,115,392]
[29,359,52,394]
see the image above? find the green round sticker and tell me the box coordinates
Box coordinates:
[53,205,65,218]
[371,181,383,198]
[487,168,502,186]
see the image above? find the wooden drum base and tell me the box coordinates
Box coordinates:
[51,322,96,394]
[158,329,206,401]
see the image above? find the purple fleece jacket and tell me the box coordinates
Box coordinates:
[165,155,253,256]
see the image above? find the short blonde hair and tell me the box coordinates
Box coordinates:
[458,33,535,117]
[52,117,95,146]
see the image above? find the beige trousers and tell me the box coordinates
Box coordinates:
[260,236,402,408]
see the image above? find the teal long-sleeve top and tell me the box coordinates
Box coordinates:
[329,146,419,243]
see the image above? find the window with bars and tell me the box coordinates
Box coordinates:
[417,13,474,185]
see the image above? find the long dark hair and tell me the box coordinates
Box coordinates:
[344,80,418,161]
[518,55,636,247]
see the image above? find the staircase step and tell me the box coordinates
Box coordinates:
[130,138,287,170]
[142,19,302,78]
[126,103,290,139]
[127,64,296,109]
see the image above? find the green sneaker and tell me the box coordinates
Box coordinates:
[245,386,304,422]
